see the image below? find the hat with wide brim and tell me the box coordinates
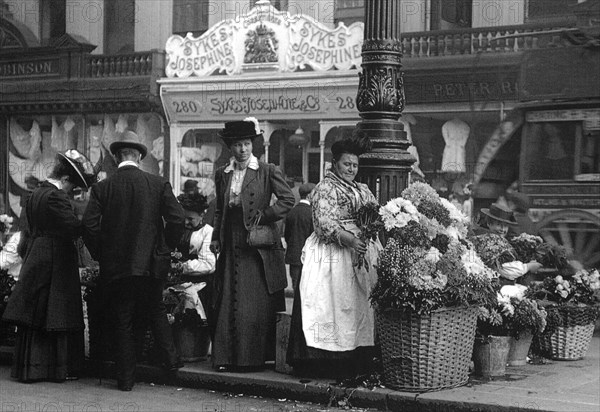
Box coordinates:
[57,150,97,189]
[480,203,518,225]
[109,130,148,159]
[218,120,263,145]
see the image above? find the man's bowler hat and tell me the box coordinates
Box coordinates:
[110,130,148,159]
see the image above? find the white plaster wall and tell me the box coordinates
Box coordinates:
[65,0,104,53]
[4,0,41,40]
[472,0,525,28]
[135,0,173,51]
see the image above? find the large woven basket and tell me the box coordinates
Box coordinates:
[532,305,599,360]
[376,305,479,391]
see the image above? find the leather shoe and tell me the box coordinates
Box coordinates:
[117,381,134,392]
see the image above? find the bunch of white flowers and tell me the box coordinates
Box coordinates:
[379,198,419,231]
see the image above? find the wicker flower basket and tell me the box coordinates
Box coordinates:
[376,305,479,391]
[532,305,600,360]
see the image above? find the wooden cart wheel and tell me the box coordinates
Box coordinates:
[535,210,600,268]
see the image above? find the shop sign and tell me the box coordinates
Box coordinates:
[165,2,363,77]
[526,109,600,124]
[161,82,359,122]
[0,59,59,78]
[523,184,600,196]
[405,72,519,104]
[530,197,600,208]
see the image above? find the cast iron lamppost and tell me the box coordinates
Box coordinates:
[356,0,415,203]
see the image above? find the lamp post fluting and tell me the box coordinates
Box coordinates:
[355,0,415,203]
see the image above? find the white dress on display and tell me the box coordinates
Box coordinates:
[441,118,470,173]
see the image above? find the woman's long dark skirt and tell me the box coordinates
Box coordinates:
[211,206,283,369]
[11,326,84,382]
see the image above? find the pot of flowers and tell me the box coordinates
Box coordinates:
[527,269,600,360]
[370,183,497,391]
[476,284,547,374]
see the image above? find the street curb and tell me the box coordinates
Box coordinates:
[91,360,546,412]
[0,348,586,411]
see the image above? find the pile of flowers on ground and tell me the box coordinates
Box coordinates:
[370,182,497,315]
[478,284,547,339]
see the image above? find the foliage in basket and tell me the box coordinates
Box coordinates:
[478,284,547,339]
[526,269,600,333]
[370,182,497,315]
[509,233,570,271]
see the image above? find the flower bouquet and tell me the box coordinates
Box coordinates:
[527,269,600,360]
[370,182,498,391]
[351,202,384,269]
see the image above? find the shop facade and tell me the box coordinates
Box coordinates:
[160,1,525,200]
[0,23,168,220]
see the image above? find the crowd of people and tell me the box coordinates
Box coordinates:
[1,117,541,391]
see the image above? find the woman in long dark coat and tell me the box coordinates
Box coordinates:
[2,150,96,382]
[209,118,294,370]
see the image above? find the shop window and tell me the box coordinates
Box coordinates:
[526,0,578,22]
[578,129,600,178]
[430,0,472,30]
[173,0,209,37]
[40,0,66,44]
[180,129,228,198]
[334,0,365,25]
[104,0,135,54]
[524,122,577,181]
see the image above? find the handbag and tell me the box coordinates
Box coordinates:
[247,213,278,248]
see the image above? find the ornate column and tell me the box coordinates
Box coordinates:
[355,0,415,203]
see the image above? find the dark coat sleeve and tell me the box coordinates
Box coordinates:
[260,164,295,224]
[161,181,185,249]
[47,190,82,238]
[82,184,102,260]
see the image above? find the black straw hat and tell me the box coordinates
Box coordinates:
[109,130,148,159]
[218,118,263,144]
[480,202,518,225]
[56,149,97,189]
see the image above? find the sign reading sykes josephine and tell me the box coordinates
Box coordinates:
[165,1,363,77]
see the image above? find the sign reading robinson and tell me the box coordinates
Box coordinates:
[165,2,363,77]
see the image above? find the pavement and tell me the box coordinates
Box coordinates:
[3,336,599,412]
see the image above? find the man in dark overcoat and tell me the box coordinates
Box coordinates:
[83,131,185,391]
[284,182,315,291]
